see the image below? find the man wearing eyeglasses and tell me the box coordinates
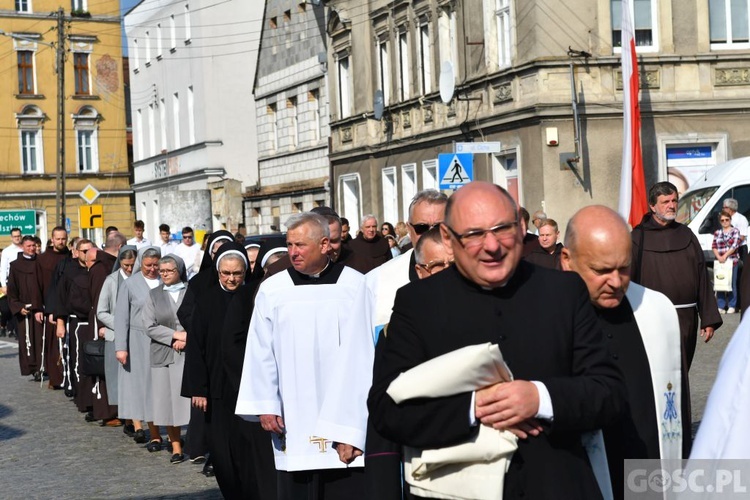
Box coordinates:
[363,189,447,499]
[369,181,625,499]
[414,226,453,280]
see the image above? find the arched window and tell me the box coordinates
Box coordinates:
[72,106,100,173]
[15,105,45,174]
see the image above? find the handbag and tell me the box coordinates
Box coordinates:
[80,338,106,377]
[713,260,733,292]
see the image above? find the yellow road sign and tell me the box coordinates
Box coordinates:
[79,204,103,229]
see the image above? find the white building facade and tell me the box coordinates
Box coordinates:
[125,0,262,241]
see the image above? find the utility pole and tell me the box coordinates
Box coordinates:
[55,7,66,227]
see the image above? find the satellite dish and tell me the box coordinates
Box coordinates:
[439,61,455,104]
[373,90,384,120]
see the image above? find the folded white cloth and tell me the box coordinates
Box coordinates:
[387,343,516,500]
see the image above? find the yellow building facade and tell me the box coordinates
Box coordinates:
[0,0,132,247]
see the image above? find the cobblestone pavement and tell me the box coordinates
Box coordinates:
[0,313,742,499]
[0,338,222,500]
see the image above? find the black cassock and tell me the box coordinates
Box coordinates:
[369,263,625,500]
[184,279,276,500]
[597,300,660,500]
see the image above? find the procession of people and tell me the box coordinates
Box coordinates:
[2,181,741,499]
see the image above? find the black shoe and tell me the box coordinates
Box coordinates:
[123,424,135,437]
[64,387,75,398]
[202,463,214,477]
[190,455,206,465]
[170,453,186,464]
[84,411,96,422]
[7,330,16,339]
[133,429,147,444]
[147,439,163,452]
[33,371,41,382]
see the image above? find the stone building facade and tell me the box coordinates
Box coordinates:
[324,0,750,232]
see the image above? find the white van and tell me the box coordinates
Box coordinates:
[676,156,750,262]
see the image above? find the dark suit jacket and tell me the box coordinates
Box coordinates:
[368,262,625,499]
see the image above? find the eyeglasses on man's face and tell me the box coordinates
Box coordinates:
[409,222,442,235]
[443,219,519,249]
[183,234,193,240]
[416,258,453,274]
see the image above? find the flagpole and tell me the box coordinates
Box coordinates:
[618,0,648,227]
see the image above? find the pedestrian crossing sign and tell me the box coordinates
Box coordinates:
[438,153,473,190]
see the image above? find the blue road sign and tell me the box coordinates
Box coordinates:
[439,153,473,190]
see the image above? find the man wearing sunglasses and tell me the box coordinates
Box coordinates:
[363,189,447,499]
[369,182,625,499]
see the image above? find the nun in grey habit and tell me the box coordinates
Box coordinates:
[96,245,137,404]
[143,253,191,463]
[114,246,162,446]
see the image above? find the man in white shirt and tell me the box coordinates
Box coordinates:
[126,220,151,249]
[158,224,177,256]
[173,226,201,279]
[236,212,372,500]
[0,227,23,290]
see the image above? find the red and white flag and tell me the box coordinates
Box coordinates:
[618,0,648,227]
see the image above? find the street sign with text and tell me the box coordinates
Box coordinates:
[0,210,36,235]
[456,142,502,154]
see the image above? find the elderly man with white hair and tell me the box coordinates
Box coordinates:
[348,214,392,273]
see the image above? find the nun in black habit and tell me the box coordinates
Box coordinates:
[178,229,234,462]
[184,241,277,499]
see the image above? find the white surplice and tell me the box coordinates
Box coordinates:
[235,266,373,471]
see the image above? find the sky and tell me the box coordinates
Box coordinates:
[120,0,141,54]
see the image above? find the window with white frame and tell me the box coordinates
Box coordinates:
[20,130,42,174]
[159,98,167,151]
[156,24,163,58]
[377,37,391,105]
[16,105,45,174]
[492,151,519,203]
[268,102,277,151]
[76,129,98,172]
[710,0,750,47]
[288,96,298,148]
[611,0,657,51]
[73,106,99,174]
[337,53,351,118]
[133,39,139,70]
[422,159,439,190]
[417,19,432,94]
[496,0,511,67]
[398,29,410,101]
[15,0,31,13]
[172,92,180,149]
[438,7,459,79]
[309,89,320,142]
[382,167,398,224]
[339,173,362,226]
[136,108,143,159]
[187,85,195,144]
[148,104,156,157]
[184,5,191,42]
[145,31,151,64]
[402,164,417,218]
[170,15,176,50]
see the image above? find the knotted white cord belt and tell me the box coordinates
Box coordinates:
[24,314,30,357]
